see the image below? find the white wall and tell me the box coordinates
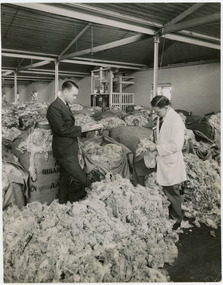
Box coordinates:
[3,62,220,116]
[3,77,88,105]
[127,62,220,116]
[76,76,91,106]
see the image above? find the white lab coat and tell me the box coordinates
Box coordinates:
[156,107,187,186]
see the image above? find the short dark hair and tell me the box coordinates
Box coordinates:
[150,95,170,108]
[62,80,79,91]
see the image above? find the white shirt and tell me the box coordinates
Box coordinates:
[58,96,67,106]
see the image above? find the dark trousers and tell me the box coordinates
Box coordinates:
[56,156,90,204]
[132,156,155,186]
[163,184,182,223]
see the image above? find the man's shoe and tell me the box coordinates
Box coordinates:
[173,222,181,230]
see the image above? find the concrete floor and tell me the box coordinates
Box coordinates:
[165,224,221,282]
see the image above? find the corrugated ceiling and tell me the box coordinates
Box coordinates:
[1,2,221,86]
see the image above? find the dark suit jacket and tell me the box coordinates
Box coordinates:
[46,97,82,158]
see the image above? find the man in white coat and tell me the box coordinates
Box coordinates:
[148,95,187,230]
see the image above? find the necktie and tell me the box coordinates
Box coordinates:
[159,117,163,130]
[66,103,72,114]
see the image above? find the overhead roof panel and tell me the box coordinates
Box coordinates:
[69,3,193,26]
[1,2,221,86]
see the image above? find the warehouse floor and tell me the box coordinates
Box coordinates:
[165,224,221,282]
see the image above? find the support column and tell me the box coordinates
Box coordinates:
[14,72,17,103]
[55,60,59,99]
[109,69,113,107]
[152,35,160,99]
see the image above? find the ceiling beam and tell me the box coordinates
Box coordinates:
[2,52,55,61]
[58,23,92,60]
[4,75,54,80]
[19,70,86,78]
[162,12,220,35]
[178,30,220,43]
[166,3,205,25]
[2,48,58,57]
[2,70,14,76]
[67,3,162,28]
[73,57,145,67]
[17,60,51,72]
[61,34,147,59]
[2,50,144,69]
[2,60,51,77]
[29,68,89,76]
[2,68,89,78]
[62,59,142,70]
[16,58,25,71]
[12,3,156,35]
[165,33,220,50]
[8,3,220,51]
[3,78,53,83]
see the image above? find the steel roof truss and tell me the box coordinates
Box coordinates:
[2,49,144,70]
[61,34,147,60]
[2,71,14,77]
[58,23,92,60]
[29,68,89,76]
[166,3,205,26]
[18,60,51,72]
[73,57,145,67]
[12,3,156,35]
[165,33,220,50]
[20,70,86,78]
[162,12,220,35]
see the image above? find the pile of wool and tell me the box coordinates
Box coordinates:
[82,141,123,169]
[145,153,221,230]
[207,112,220,147]
[135,137,155,157]
[18,110,41,130]
[2,111,19,128]
[74,113,97,128]
[3,174,179,283]
[99,117,126,129]
[178,112,187,123]
[182,153,221,229]
[2,127,22,142]
[17,128,52,154]
[124,113,149,127]
[70,103,84,111]
[17,128,52,180]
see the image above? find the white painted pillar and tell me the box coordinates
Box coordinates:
[152,35,160,99]
[109,69,113,107]
[14,72,17,103]
[55,60,59,99]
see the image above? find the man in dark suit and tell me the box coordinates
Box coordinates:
[47,80,91,204]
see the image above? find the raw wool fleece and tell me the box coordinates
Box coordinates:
[124,114,149,126]
[2,127,22,142]
[80,136,132,179]
[3,174,179,283]
[73,113,97,128]
[207,112,221,147]
[17,128,53,181]
[99,116,126,129]
[145,153,221,229]
[182,153,221,229]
